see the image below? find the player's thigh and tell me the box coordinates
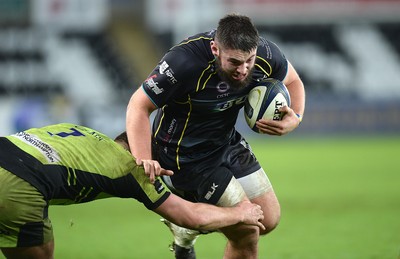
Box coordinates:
[216,176,246,206]
[216,168,279,218]
[237,168,281,233]
[1,240,54,259]
[0,167,53,251]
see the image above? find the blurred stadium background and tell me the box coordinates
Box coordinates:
[1,0,400,137]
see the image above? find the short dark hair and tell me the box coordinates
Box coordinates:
[215,13,259,52]
[114,131,130,150]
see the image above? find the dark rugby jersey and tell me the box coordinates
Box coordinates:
[0,123,170,210]
[142,30,288,167]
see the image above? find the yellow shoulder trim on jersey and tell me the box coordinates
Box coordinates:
[256,56,272,76]
[174,36,213,48]
[196,63,213,92]
[201,71,217,91]
[197,60,217,92]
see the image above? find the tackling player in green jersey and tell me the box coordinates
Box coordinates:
[0,123,264,259]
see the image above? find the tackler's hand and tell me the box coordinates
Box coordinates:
[236,200,266,231]
[136,159,174,184]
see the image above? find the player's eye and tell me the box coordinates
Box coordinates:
[246,56,255,63]
[229,60,242,66]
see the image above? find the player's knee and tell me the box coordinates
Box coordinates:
[259,209,281,236]
[225,224,260,247]
[260,219,280,236]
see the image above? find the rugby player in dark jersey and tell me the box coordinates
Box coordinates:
[0,123,265,259]
[126,13,305,259]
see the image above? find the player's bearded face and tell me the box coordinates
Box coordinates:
[215,48,256,90]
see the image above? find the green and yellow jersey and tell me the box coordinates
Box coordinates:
[0,123,170,210]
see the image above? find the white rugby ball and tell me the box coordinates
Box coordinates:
[244,78,291,133]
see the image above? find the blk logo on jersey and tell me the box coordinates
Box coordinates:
[205,183,218,200]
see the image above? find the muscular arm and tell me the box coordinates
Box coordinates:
[126,87,157,160]
[283,61,305,118]
[153,194,265,232]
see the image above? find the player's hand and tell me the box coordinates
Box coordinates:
[256,106,301,136]
[236,201,266,230]
[136,159,174,184]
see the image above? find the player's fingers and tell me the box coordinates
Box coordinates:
[149,173,155,184]
[148,164,156,183]
[160,169,174,176]
[256,126,283,136]
[143,161,151,175]
[279,105,290,113]
[253,206,266,230]
[256,120,287,135]
[153,162,161,175]
[257,221,266,231]
[142,160,155,182]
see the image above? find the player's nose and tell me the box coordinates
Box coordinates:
[236,64,249,75]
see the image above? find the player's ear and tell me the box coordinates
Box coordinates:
[210,41,219,56]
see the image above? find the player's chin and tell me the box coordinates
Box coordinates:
[230,77,249,89]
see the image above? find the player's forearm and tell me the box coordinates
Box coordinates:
[156,195,243,231]
[189,205,244,231]
[126,114,152,159]
[156,194,264,232]
[188,201,264,231]
[287,79,305,118]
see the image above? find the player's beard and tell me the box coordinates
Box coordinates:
[215,58,254,90]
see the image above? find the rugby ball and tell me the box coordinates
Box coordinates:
[244,78,291,133]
